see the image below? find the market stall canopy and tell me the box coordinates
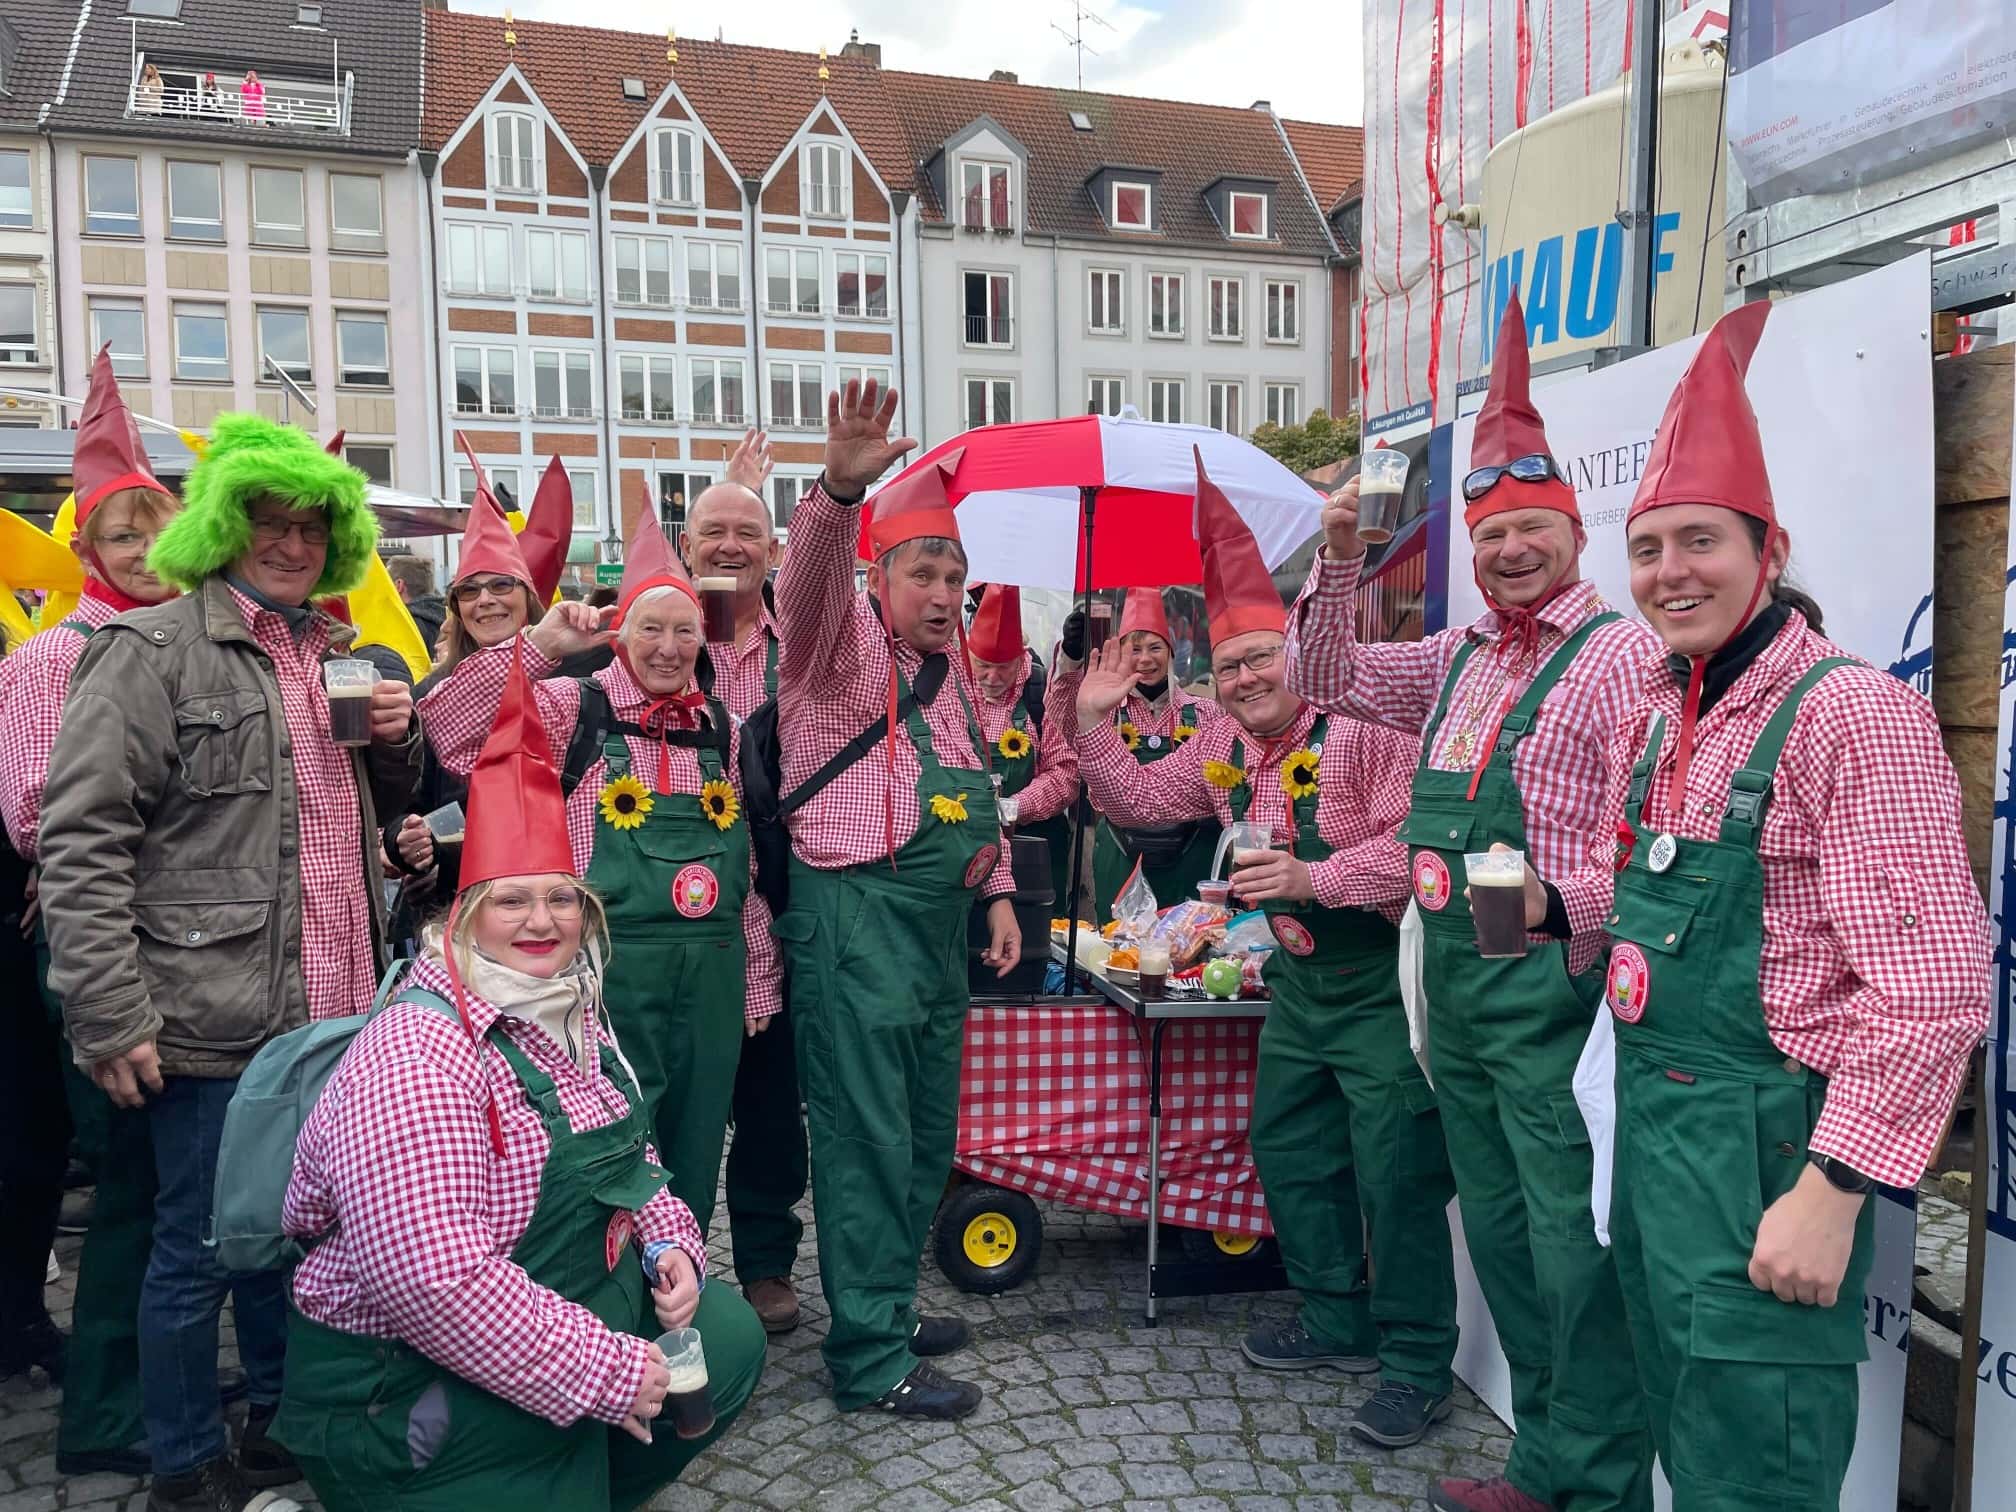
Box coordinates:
[856,413,1325,591]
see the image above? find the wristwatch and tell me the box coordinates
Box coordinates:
[1807,1152,1874,1195]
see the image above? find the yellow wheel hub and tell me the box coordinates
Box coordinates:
[962,1212,1019,1268]
[1212,1230,1260,1257]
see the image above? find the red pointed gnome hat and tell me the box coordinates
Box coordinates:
[1466,293,1578,530]
[520,456,573,604]
[1628,301,1773,530]
[1117,586,1172,646]
[323,430,346,456]
[453,489,536,589]
[459,638,574,891]
[866,448,963,560]
[74,346,172,526]
[1194,448,1284,647]
[615,489,697,627]
[966,583,1024,663]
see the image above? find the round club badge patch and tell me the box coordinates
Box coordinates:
[672,863,720,919]
[964,843,1001,890]
[604,1211,635,1273]
[1271,915,1317,956]
[1647,833,1678,874]
[1147,735,1163,750]
[1607,943,1651,1024]
[1413,851,1452,912]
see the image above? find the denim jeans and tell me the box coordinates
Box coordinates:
[141,1074,288,1476]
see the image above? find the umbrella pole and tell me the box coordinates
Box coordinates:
[1062,485,1099,1000]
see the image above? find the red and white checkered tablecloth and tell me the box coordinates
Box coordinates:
[955,1002,1274,1237]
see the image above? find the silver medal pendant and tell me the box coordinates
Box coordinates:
[1647,834,1677,874]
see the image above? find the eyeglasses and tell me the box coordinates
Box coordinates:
[96,530,159,552]
[453,576,522,604]
[1211,642,1285,681]
[485,886,586,921]
[1461,452,1563,502]
[248,514,331,547]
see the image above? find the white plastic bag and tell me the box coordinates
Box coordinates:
[1572,1009,1617,1247]
[1399,901,1430,1086]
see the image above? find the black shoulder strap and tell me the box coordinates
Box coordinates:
[561,680,614,799]
[777,689,924,819]
[1022,660,1048,737]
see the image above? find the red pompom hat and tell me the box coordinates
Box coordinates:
[1194,448,1284,648]
[1117,587,1173,647]
[73,345,173,529]
[520,455,573,605]
[966,583,1025,664]
[1466,292,1579,531]
[1627,300,1776,814]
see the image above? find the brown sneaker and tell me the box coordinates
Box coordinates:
[1432,1477,1553,1512]
[744,1276,801,1333]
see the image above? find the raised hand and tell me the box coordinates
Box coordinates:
[529,600,616,662]
[1322,477,1362,561]
[823,377,917,499]
[726,427,774,493]
[1074,637,1141,727]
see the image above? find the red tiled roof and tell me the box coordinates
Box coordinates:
[421,9,910,185]
[1282,119,1365,214]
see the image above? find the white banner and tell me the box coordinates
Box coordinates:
[1440,255,1935,1507]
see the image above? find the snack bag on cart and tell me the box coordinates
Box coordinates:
[1146,898,1231,968]
[1109,858,1160,943]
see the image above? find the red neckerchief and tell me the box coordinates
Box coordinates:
[1462,563,1579,801]
[635,689,707,793]
[1665,526,1778,817]
[80,571,161,615]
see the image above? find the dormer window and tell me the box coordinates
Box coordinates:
[960,162,1011,230]
[1229,190,1268,239]
[1110,181,1151,230]
[489,112,541,194]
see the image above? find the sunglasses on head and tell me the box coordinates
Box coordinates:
[1461,452,1564,501]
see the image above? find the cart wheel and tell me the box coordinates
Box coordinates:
[935,1183,1041,1295]
[1178,1226,1273,1264]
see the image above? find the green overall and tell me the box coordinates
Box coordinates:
[274,1005,766,1512]
[1397,616,1652,1512]
[39,614,153,1459]
[774,669,1001,1406]
[1607,661,1874,1510]
[1237,719,1459,1393]
[587,706,749,1238]
[1092,699,1221,921]
[993,684,1073,905]
[725,637,811,1284]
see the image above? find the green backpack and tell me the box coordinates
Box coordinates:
[206,960,457,1274]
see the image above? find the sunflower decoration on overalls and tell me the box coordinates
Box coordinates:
[1280,748,1321,800]
[599,773,653,829]
[701,778,740,831]
[1172,722,1200,744]
[1117,721,1142,752]
[997,726,1033,761]
[930,792,969,823]
[1202,758,1246,791]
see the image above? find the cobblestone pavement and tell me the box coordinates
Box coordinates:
[4,1171,1516,1511]
[1913,1189,1965,1291]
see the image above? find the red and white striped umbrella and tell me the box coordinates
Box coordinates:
[856,412,1325,590]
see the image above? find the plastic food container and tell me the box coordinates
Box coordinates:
[1196,880,1232,908]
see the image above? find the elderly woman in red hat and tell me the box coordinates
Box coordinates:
[964,582,1078,904]
[278,644,765,1511]
[1528,305,1989,1510]
[419,495,780,1251]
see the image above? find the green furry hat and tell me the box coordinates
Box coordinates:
[148,414,377,596]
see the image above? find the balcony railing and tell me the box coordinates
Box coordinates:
[964,313,1015,347]
[959,198,1016,234]
[131,61,351,134]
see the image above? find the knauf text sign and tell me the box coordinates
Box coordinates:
[1481,215,1682,365]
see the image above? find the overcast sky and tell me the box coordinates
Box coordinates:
[500,1,1365,125]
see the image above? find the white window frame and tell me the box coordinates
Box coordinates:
[1087,267,1124,336]
[0,284,40,366]
[0,148,31,230]
[342,443,393,486]
[1148,272,1184,339]
[329,173,385,253]
[526,228,590,302]
[1110,180,1152,230]
[529,348,594,420]
[612,234,674,307]
[1086,374,1125,417]
[489,111,541,194]
[802,142,846,219]
[688,356,746,425]
[1207,274,1244,341]
[1228,191,1269,240]
[837,363,893,396]
[765,246,821,316]
[767,360,825,429]
[771,474,814,530]
[1264,278,1301,344]
[963,375,1015,427]
[618,352,679,423]
[651,127,698,206]
[91,297,147,377]
[249,165,306,248]
[446,222,513,297]
[685,241,742,312]
[458,465,522,510]
[83,155,141,237]
[1263,382,1301,428]
[255,305,312,385]
[1207,379,1245,435]
[962,270,1014,349]
[1148,377,1184,425]
[165,159,223,242]
[958,160,1012,230]
[335,310,390,388]
[452,344,517,416]
[172,302,230,383]
[564,468,598,532]
[834,251,889,319]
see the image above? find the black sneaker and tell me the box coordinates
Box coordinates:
[237,1404,302,1489]
[0,1316,67,1384]
[147,1456,303,1512]
[863,1362,983,1420]
[909,1314,971,1357]
[59,1442,152,1477]
[1350,1380,1454,1447]
[1240,1320,1378,1373]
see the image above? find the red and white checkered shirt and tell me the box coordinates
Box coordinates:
[1288,552,1662,973]
[1051,674,1416,920]
[706,603,780,722]
[419,640,781,1022]
[976,655,1078,825]
[0,594,120,861]
[773,482,1014,896]
[230,590,378,1020]
[1570,613,1990,1189]
[285,954,703,1428]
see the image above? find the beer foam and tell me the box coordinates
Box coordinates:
[663,1360,709,1392]
[1358,480,1403,495]
[327,685,373,696]
[698,577,736,592]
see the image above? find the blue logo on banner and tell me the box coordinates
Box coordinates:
[1482,215,1683,361]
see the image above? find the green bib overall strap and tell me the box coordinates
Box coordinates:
[57,617,98,639]
[995,693,1040,797]
[1094,700,1219,921]
[763,633,779,702]
[1603,657,1869,1507]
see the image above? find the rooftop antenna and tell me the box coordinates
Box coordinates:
[1051,1,1113,92]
